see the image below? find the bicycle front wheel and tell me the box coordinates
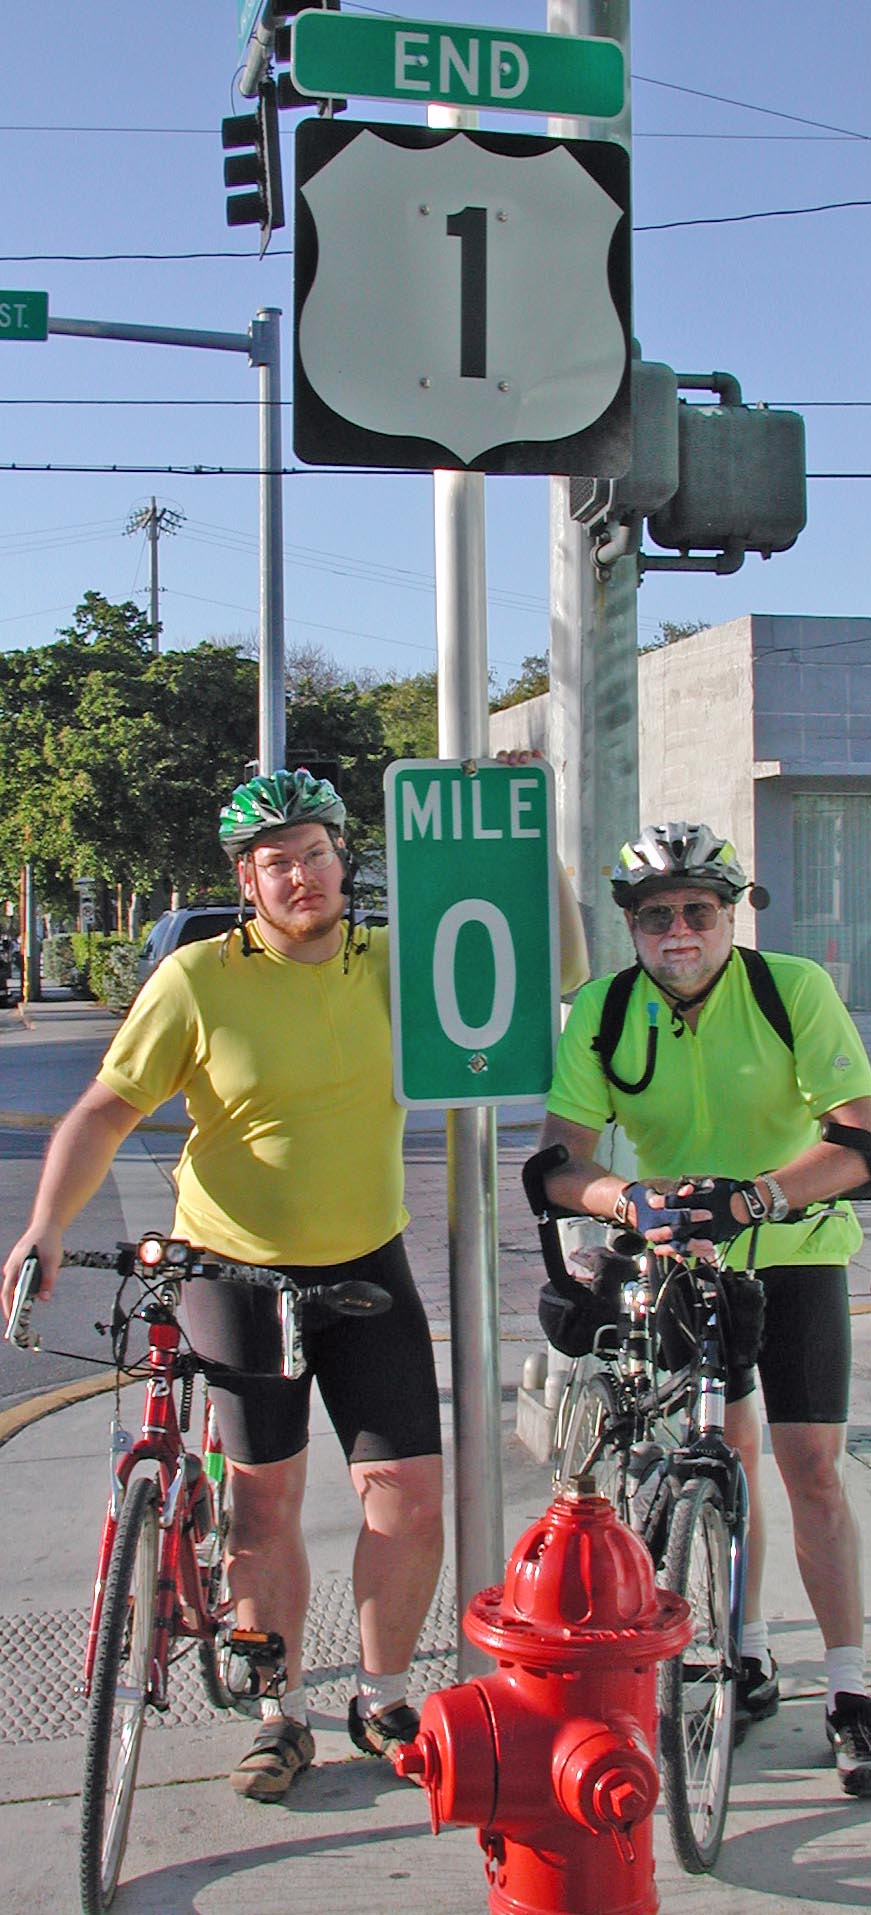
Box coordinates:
[554,1367,629,1520]
[197,1464,241,1711]
[659,1476,735,1874]
[80,1476,160,1913]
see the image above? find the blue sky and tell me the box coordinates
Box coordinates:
[1,0,869,687]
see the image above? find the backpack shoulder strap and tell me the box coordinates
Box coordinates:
[737,947,794,1054]
[592,964,641,1073]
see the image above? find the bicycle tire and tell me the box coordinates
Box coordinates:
[197,1466,239,1711]
[554,1368,629,1520]
[79,1476,160,1913]
[659,1476,735,1874]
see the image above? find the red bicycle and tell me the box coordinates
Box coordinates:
[5,1233,390,1913]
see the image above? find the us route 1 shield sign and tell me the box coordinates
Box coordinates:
[294,120,630,475]
[384,760,559,1108]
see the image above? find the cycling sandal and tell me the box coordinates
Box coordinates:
[348,1698,420,1760]
[230,1717,315,1801]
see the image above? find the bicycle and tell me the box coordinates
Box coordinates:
[523,1145,765,1875]
[5,1232,391,1914]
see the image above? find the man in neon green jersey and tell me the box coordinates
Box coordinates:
[538,821,871,1798]
[3,765,587,1802]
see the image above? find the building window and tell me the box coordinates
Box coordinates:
[793,793,871,1009]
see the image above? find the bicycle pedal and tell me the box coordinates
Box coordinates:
[224,1627,285,1666]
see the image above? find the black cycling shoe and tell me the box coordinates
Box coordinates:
[826,1692,871,1796]
[348,1698,420,1761]
[734,1655,780,1744]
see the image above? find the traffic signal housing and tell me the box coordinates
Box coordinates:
[647,399,807,559]
[272,1,346,115]
[222,78,285,254]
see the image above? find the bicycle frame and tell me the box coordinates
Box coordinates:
[83,1294,220,1704]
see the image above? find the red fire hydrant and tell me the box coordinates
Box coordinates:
[395,1482,692,1915]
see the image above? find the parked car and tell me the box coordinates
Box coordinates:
[137,905,247,986]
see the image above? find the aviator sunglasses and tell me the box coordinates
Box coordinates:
[633,898,724,936]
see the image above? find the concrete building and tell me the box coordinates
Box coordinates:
[490,613,871,1012]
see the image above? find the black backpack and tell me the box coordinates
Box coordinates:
[593,947,794,1096]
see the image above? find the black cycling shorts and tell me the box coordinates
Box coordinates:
[182,1234,442,1467]
[726,1263,851,1424]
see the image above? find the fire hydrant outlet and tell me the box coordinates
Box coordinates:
[553,1721,659,1835]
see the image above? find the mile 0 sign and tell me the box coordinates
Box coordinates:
[384,760,559,1108]
[294,120,630,476]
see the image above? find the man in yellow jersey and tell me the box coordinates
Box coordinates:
[3,766,587,1802]
[537,822,871,1797]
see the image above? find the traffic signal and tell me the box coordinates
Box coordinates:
[272,1,346,115]
[647,400,807,559]
[222,78,285,254]
[570,357,679,536]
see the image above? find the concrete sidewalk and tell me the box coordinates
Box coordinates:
[2,1353,871,1913]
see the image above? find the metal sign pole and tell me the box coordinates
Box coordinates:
[429,102,505,1678]
[251,306,286,774]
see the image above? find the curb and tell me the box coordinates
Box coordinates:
[0,1370,136,1449]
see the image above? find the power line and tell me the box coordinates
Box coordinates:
[2,462,869,479]
[636,199,871,233]
[632,73,870,142]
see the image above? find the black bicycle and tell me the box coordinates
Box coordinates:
[523,1146,764,1875]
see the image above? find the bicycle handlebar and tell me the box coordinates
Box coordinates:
[4,1235,392,1354]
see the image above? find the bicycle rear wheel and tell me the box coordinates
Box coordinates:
[80,1475,159,1913]
[554,1367,629,1519]
[659,1476,735,1873]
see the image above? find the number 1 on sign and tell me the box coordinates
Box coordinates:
[446,205,487,378]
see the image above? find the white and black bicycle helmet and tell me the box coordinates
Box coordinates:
[611,823,751,907]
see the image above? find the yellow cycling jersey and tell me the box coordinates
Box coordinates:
[547,950,871,1269]
[97,922,408,1265]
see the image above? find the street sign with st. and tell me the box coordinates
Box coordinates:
[0,291,48,341]
[294,121,630,475]
[384,760,559,1108]
[291,12,624,119]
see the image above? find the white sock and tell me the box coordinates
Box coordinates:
[355,1665,409,1720]
[825,1646,867,1714]
[261,1683,309,1725]
[741,1620,771,1677]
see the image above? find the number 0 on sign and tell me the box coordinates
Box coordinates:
[294,120,630,475]
[384,760,560,1107]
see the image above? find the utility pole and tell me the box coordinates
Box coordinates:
[547,0,637,976]
[125,497,185,653]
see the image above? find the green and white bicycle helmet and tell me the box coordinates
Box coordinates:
[219,768,346,862]
[611,822,751,906]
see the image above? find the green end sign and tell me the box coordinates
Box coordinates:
[385,759,559,1108]
[292,13,625,119]
[0,291,48,341]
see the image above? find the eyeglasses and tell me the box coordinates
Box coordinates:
[633,899,723,936]
[255,845,337,879]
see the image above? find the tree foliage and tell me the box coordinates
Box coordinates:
[490,653,549,710]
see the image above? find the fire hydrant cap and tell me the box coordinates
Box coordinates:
[465,1489,692,1668]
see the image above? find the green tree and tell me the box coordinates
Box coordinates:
[368,671,438,761]
[491,654,549,710]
